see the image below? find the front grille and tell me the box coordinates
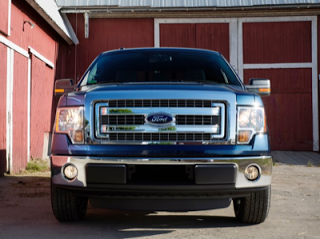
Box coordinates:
[109,133,211,141]
[103,115,145,125]
[95,99,225,143]
[109,99,212,108]
[176,115,219,125]
[102,115,219,126]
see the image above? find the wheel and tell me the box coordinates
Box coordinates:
[233,185,271,224]
[51,183,88,222]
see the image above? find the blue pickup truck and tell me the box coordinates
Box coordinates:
[51,48,272,223]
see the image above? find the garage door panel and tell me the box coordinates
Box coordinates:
[266,94,312,151]
[243,22,312,64]
[244,69,313,151]
[196,23,229,60]
[244,68,312,92]
[90,18,154,51]
[30,56,54,159]
[12,52,28,173]
[160,23,196,48]
[160,23,230,59]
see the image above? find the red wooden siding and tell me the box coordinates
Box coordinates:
[0,0,73,173]
[244,69,313,151]
[160,24,196,48]
[196,23,229,60]
[10,0,57,62]
[12,52,28,173]
[6,0,66,171]
[242,20,314,150]
[0,0,9,35]
[64,16,154,82]
[160,23,229,60]
[30,56,55,159]
[243,22,312,64]
[0,44,7,175]
[318,16,320,149]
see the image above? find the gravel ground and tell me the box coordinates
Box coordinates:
[0,155,319,239]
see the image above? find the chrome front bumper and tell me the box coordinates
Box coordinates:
[51,155,272,189]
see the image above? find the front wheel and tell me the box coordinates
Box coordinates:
[233,186,271,224]
[51,184,88,222]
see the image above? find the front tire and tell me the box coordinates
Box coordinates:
[233,186,271,224]
[51,184,88,222]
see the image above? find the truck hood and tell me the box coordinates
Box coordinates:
[58,83,261,107]
[77,83,244,94]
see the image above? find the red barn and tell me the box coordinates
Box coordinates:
[1,0,320,175]
[0,0,77,174]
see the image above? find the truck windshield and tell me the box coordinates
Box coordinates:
[80,50,241,86]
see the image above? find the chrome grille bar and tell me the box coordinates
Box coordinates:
[109,133,211,142]
[101,115,220,126]
[108,99,213,108]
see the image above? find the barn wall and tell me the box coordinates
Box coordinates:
[242,20,314,151]
[8,0,62,166]
[11,52,28,173]
[196,23,229,61]
[318,16,320,153]
[244,69,313,150]
[0,0,69,173]
[160,23,196,48]
[0,0,10,36]
[243,21,311,64]
[59,16,231,82]
[30,56,55,159]
[59,15,154,82]
[9,0,57,61]
[160,23,229,60]
[0,45,7,175]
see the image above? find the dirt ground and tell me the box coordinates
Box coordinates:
[0,163,319,239]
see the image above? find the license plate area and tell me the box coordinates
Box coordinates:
[86,164,236,186]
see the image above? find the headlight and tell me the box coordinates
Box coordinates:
[237,107,266,144]
[55,107,84,144]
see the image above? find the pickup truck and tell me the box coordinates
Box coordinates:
[51,48,272,223]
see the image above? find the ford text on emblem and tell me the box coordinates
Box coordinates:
[146,113,175,127]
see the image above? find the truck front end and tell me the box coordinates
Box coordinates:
[51,48,272,223]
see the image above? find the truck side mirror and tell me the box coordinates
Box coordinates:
[55,79,75,97]
[245,78,271,97]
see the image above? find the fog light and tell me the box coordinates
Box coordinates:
[245,165,260,181]
[63,164,78,180]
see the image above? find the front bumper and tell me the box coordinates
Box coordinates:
[51,155,272,190]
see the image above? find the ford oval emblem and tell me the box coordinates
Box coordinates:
[146,112,175,127]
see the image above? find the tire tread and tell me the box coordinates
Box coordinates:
[51,184,88,222]
[233,186,271,224]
